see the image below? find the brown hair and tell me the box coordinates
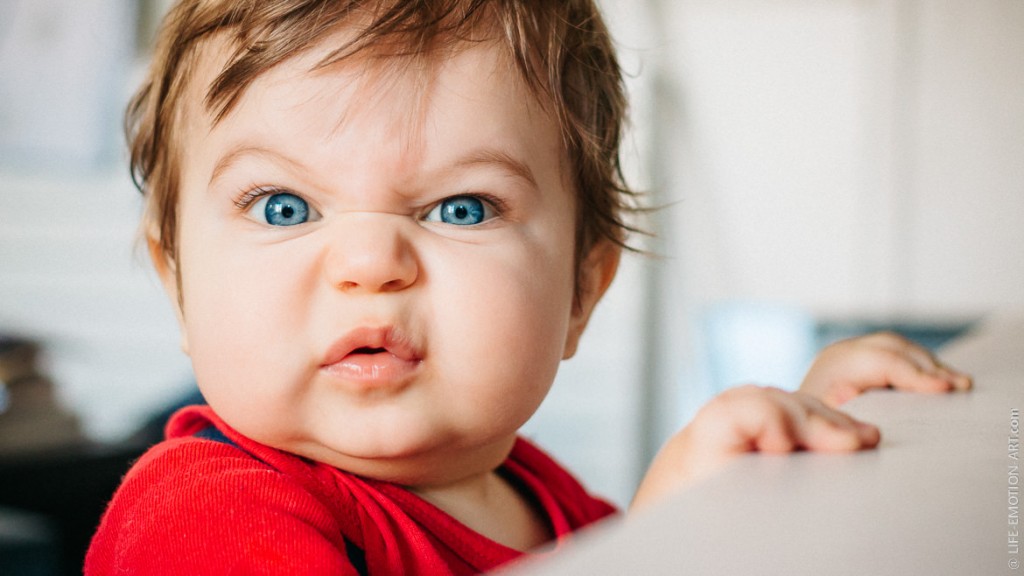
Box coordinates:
[129,0,638,286]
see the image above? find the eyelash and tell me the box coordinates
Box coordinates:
[444,192,508,219]
[233,185,283,210]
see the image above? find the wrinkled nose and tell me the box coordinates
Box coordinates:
[322,213,419,293]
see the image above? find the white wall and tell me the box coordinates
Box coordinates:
[0,172,193,440]
[909,1,1024,311]
[650,0,1023,314]
[641,0,1024,434]
[0,0,194,443]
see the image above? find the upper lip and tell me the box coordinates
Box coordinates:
[320,326,422,367]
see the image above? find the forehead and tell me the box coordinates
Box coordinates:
[178,26,565,191]
[181,10,554,136]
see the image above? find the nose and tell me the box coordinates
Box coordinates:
[323,213,419,293]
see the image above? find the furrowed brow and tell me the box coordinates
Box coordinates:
[209,145,304,187]
[453,148,538,189]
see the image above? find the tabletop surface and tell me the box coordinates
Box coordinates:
[505,314,1024,575]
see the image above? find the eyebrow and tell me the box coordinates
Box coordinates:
[208,144,539,190]
[209,145,301,187]
[451,148,539,189]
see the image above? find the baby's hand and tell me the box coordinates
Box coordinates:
[631,386,879,509]
[799,332,972,408]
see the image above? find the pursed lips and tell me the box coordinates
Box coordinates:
[319,325,423,387]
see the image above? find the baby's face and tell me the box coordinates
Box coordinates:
[163,31,613,484]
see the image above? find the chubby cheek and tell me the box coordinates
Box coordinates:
[176,229,316,435]
[426,231,576,427]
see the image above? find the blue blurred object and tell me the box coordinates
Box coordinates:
[703,301,975,395]
[704,301,817,392]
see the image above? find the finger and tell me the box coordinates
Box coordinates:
[863,332,940,373]
[899,342,942,373]
[634,386,879,509]
[750,390,879,453]
[880,349,956,394]
[802,408,880,451]
[696,386,880,458]
[935,364,974,391]
[750,407,799,454]
[818,381,871,408]
[697,386,800,455]
[868,333,973,392]
[789,394,880,451]
[867,333,973,393]
[699,386,789,454]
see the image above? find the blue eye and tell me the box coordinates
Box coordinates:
[251,192,318,226]
[426,196,494,226]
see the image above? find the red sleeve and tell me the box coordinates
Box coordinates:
[85,438,361,575]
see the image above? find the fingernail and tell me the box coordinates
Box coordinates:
[856,421,881,443]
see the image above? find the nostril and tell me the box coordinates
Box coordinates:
[382,278,412,292]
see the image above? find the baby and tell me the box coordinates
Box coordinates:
[86,1,971,574]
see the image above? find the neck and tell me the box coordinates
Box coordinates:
[412,468,553,551]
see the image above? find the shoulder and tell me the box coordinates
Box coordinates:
[86,408,359,575]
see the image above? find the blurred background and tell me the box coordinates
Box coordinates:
[1,0,1022,572]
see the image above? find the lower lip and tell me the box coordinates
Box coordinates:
[321,352,421,388]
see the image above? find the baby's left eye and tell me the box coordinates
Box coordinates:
[424,195,496,226]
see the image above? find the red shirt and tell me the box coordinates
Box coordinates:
[86,406,617,575]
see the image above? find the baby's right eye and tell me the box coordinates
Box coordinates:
[246,191,321,226]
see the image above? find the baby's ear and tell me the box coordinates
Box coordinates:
[147,234,189,355]
[563,240,621,359]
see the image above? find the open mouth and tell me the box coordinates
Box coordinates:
[351,347,387,356]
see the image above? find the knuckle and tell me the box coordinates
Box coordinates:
[717,383,758,402]
[704,384,764,414]
[703,385,797,426]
